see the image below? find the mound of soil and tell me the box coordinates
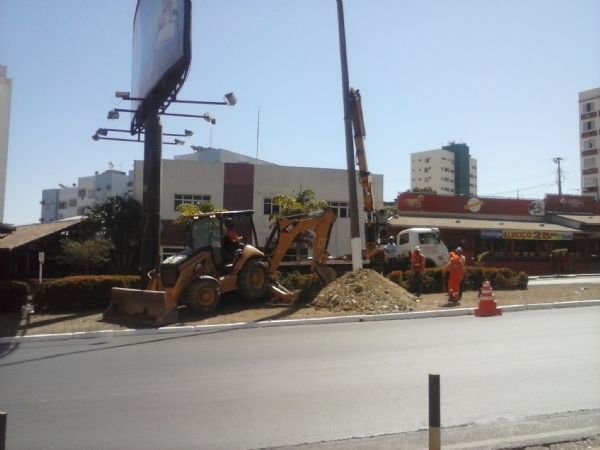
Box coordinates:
[310,268,417,314]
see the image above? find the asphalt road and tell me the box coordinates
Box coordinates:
[1,307,599,450]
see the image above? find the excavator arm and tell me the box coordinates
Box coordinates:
[264,209,337,284]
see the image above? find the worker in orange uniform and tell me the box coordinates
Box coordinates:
[411,246,426,297]
[445,248,465,302]
[223,217,243,263]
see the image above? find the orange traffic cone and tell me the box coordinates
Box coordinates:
[474,279,502,317]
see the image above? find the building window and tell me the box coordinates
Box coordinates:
[78,189,85,199]
[328,201,349,218]
[58,201,67,210]
[174,194,211,211]
[263,198,280,215]
[586,139,596,150]
[586,102,594,113]
[77,207,86,215]
[68,198,77,207]
[106,184,112,190]
[586,121,595,131]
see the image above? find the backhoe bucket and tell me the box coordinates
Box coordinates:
[103,287,179,327]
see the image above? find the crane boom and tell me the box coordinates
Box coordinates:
[348,88,385,262]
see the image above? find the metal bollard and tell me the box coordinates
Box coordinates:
[429,374,440,450]
[0,410,6,450]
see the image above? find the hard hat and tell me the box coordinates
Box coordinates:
[224,217,234,229]
[415,246,421,252]
[456,247,462,253]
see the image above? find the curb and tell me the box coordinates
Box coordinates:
[2,300,600,344]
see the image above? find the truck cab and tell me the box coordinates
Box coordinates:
[396,227,449,268]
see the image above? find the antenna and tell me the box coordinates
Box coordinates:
[58,183,67,189]
[108,162,114,170]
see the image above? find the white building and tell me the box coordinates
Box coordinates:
[40,169,132,222]
[410,143,477,196]
[579,87,600,198]
[0,66,11,223]
[131,147,384,258]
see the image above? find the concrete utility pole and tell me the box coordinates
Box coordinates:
[336,0,363,271]
[553,157,563,196]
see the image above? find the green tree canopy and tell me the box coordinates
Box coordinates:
[174,201,222,226]
[86,196,143,274]
[272,189,328,220]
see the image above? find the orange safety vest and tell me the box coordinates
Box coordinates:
[411,251,425,273]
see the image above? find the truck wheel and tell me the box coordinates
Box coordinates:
[187,279,220,313]
[238,258,269,300]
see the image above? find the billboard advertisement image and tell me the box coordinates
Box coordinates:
[131,0,191,131]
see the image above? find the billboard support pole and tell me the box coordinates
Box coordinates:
[139,111,162,286]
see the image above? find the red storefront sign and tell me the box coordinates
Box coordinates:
[397,193,542,216]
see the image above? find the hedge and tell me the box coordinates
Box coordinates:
[33,275,140,313]
[0,280,30,313]
[389,266,528,294]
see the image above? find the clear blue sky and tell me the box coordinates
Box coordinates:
[1,0,599,226]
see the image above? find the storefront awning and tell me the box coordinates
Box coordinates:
[388,215,580,235]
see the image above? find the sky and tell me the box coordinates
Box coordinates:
[1,0,599,226]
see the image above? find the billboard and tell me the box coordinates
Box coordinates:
[131,0,191,131]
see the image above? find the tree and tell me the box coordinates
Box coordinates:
[271,189,328,219]
[55,238,114,274]
[86,196,143,274]
[174,201,222,226]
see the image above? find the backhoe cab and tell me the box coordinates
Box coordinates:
[104,209,337,327]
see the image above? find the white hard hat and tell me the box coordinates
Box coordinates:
[415,246,421,252]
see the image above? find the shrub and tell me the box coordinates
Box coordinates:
[0,281,30,313]
[387,270,403,285]
[517,271,529,290]
[33,275,139,313]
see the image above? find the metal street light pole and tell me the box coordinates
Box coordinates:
[337,0,362,271]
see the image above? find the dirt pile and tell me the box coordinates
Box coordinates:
[310,268,417,314]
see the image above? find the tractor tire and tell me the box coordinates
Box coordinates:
[186,279,220,313]
[238,258,270,300]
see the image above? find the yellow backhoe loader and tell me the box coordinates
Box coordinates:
[103,209,336,327]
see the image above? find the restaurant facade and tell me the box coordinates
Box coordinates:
[389,192,600,275]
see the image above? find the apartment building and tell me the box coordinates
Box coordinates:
[410,142,477,196]
[580,87,600,198]
[40,169,132,222]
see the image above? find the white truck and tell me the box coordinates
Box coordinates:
[396,227,450,268]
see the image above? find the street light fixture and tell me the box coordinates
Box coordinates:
[114,91,237,106]
[95,127,193,137]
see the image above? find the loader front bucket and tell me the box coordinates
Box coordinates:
[103,287,179,327]
[269,281,298,304]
